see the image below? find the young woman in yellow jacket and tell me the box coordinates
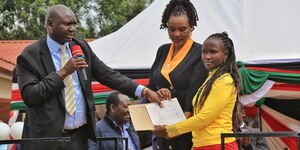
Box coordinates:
[153,32,241,150]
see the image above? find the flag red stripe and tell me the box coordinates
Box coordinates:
[246,67,300,74]
[11,79,150,101]
[261,108,298,149]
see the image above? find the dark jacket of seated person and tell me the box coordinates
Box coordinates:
[238,125,269,150]
[88,92,140,150]
[236,103,269,150]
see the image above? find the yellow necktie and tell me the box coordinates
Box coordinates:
[60,45,76,115]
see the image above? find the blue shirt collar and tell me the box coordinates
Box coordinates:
[47,35,70,52]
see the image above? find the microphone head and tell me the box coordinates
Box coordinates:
[71,45,83,55]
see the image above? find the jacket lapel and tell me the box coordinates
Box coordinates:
[40,38,56,75]
[40,38,65,107]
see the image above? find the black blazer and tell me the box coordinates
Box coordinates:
[148,42,208,112]
[16,37,139,150]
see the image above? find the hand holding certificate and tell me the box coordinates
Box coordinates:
[128,98,186,131]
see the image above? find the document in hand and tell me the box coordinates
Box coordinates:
[128,98,186,131]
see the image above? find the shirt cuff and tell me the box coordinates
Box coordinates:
[135,85,145,97]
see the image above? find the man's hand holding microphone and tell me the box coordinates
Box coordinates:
[57,45,88,80]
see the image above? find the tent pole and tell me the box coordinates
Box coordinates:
[258,106,262,132]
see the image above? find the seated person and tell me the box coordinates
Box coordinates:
[89,92,140,150]
[236,102,269,150]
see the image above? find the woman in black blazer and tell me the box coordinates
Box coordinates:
[146,0,208,149]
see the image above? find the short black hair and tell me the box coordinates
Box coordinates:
[161,0,198,30]
[105,92,121,112]
[236,101,244,113]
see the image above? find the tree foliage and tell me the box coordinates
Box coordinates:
[0,0,153,40]
[94,0,148,37]
[0,0,91,40]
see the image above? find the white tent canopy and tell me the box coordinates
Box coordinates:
[89,0,300,69]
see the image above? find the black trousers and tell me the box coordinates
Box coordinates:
[57,125,88,150]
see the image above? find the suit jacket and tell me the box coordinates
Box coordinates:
[16,37,139,150]
[148,42,208,112]
[88,114,141,150]
[238,127,269,150]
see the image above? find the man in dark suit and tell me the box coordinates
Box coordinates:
[16,5,161,150]
[88,92,141,150]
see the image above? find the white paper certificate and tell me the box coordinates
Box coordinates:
[145,98,186,126]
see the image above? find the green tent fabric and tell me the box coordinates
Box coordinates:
[93,94,136,105]
[93,94,112,105]
[238,61,300,95]
[10,102,27,110]
[238,61,269,95]
[255,98,265,107]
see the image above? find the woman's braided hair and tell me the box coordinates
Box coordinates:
[194,32,241,112]
[161,0,198,30]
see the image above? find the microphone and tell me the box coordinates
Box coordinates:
[71,45,88,81]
